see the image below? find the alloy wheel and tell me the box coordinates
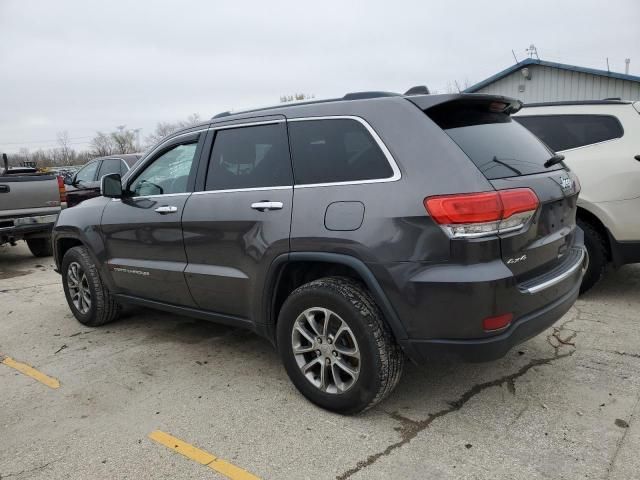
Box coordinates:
[67,261,91,314]
[291,307,361,394]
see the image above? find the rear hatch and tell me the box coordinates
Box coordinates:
[412,95,580,281]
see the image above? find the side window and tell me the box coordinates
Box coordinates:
[205,123,292,190]
[288,119,393,185]
[98,159,123,178]
[75,161,99,184]
[129,143,198,196]
[515,115,623,152]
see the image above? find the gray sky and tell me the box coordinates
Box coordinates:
[1,0,639,154]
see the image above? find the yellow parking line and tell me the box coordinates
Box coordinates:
[149,430,260,480]
[1,356,60,389]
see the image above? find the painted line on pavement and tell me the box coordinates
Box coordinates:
[149,430,260,480]
[1,356,60,389]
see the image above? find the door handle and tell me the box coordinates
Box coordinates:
[0,185,9,193]
[251,201,283,212]
[154,205,178,214]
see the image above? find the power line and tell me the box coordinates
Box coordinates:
[0,135,93,145]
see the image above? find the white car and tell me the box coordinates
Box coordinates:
[514,100,640,293]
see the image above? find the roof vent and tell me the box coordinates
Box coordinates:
[404,85,430,96]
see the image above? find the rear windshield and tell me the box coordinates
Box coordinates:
[426,101,562,180]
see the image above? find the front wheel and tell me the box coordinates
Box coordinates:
[277,277,404,414]
[61,246,120,326]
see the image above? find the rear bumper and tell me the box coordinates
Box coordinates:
[371,239,586,364]
[402,280,580,362]
[0,214,58,241]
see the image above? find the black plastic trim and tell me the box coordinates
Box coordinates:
[114,294,255,330]
[404,281,580,363]
[264,252,409,346]
[607,232,640,267]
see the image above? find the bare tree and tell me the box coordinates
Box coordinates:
[145,114,202,147]
[111,126,137,154]
[280,93,315,103]
[56,131,76,165]
[90,132,114,157]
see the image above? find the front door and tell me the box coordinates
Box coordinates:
[101,131,205,306]
[182,119,293,321]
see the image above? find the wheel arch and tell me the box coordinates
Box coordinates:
[262,252,408,348]
[576,206,612,261]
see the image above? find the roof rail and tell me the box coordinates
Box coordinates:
[211,86,430,119]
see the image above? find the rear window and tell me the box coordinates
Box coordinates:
[514,114,623,151]
[288,119,393,185]
[426,101,561,180]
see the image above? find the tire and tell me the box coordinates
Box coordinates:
[61,246,120,326]
[26,238,53,257]
[277,276,404,414]
[578,219,607,294]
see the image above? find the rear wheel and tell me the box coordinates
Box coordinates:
[26,238,53,257]
[578,219,607,294]
[61,246,120,326]
[277,276,404,414]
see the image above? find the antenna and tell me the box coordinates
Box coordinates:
[526,44,539,60]
[606,57,610,73]
[512,49,519,64]
[625,58,630,75]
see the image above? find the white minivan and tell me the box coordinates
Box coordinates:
[514,100,640,293]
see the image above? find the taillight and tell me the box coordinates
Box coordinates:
[57,176,67,203]
[424,188,539,238]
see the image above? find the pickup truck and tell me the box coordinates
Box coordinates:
[0,154,65,257]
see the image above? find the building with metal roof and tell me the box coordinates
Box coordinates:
[465,58,640,103]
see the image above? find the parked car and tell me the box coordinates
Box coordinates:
[64,154,141,207]
[52,91,586,413]
[1,154,65,256]
[514,100,640,293]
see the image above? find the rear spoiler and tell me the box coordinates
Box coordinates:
[406,93,523,115]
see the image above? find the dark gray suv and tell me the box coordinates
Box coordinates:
[52,91,587,413]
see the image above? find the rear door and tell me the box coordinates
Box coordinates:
[182,118,293,321]
[100,132,205,306]
[422,97,580,279]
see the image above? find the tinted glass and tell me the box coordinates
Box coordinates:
[205,123,292,190]
[288,119,393,185]
[129,143,197,196]
[75,161,99,183]
[98,159,123,178]
[514,115,623,151]
[427,102,560,180]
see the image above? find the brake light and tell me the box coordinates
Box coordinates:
[57,176,67,203]
[424,188,539,238]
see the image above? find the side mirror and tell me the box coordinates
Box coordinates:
[101,173,123,198]
[64,175,74,186]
